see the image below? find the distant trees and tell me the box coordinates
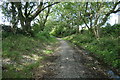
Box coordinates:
[1,1,120,38]
[47,2,120,38]
[78,2,120,38]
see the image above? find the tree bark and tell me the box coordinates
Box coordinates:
[40,7,51,31]
[11,2,18,34]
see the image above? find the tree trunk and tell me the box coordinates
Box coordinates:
[25,20,31,32]
[14,2,59,36]
[76,25,79,34]
[11,2,18,34]
[93,25,100,39]
[19,18,33,36]
[96,25,100,38]
[24,20,33,36]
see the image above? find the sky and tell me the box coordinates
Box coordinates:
[108,13,118,25]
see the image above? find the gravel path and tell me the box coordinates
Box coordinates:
[46,38,108,78]
[54,39,81,78]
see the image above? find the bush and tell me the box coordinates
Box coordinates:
[65,30,120,69]
[102,24,120,37]
[35,31,50,41]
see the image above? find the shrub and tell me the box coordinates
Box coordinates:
[65,30,120,69]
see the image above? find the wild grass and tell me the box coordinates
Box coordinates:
[64,24,120,70]
[2,33,58,78]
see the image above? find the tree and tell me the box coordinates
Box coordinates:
[47,2,120,38]
[1,1,59,36]
[49,2,84,35]
[14,2,59,36]
[1,2,18,33]
[37,4,51,31]
[78,2,120,38]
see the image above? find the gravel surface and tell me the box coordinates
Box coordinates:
[45,38,109,78]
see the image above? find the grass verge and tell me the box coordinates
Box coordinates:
[64,33,120,72]
[2,33,58,78]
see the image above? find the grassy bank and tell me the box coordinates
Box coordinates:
[2,32,58,78]
[64,24,120,70]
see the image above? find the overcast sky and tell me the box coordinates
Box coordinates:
[108,13,118,25]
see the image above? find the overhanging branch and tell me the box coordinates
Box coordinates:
[98,1,120,27]
[30,2,60,21]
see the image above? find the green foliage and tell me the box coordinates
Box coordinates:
[43,50,53,54]
[2,32,13,38]
[102,24,120,37]
[35,31,56,43]
[32,23,40,35]
[49,21,76,37]
[2,33,57,78]
[50,25,64,37]
[3,34,43,67]
[65,24,120,69]
[2,1,120,78]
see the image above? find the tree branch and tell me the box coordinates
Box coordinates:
[30,2,60,21]
[98,1,120,27]
[24,2,28,18]
[14,2,25,20]
[80,12,90,29]
[43,7,51,27]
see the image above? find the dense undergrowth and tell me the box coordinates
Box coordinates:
[64,24,120,70]
[2,32,58,78]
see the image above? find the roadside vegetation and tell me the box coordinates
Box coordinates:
[1,2,59,78]
[45,2,120,72]
[1,1,120,78]
[2,31,58,78]
[64,24,120,71]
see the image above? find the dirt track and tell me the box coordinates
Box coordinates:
[44,38,109,78]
